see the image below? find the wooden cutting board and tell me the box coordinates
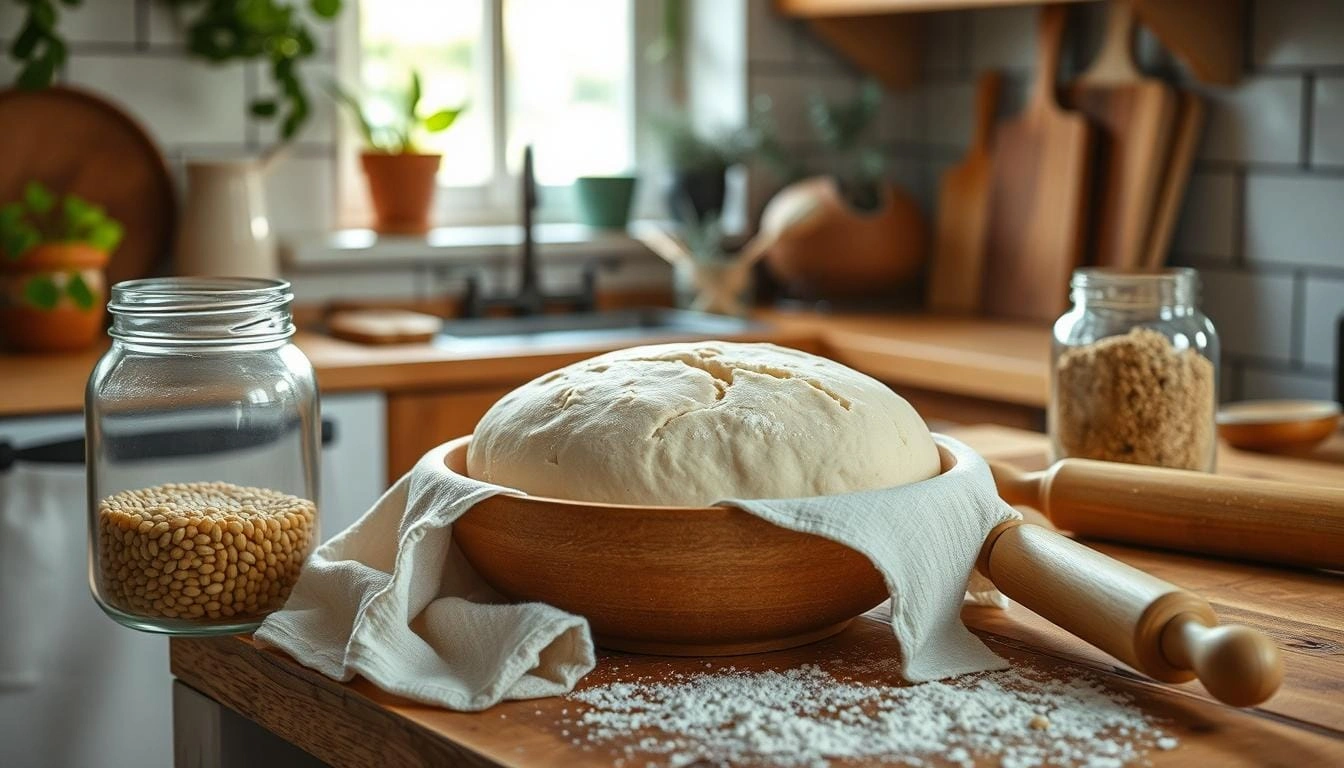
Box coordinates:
[1144,91,1207,268]
[0,86,175,285]
[1065,1,1178,269]
[983,6,1094,323]
[927,71,1002,314]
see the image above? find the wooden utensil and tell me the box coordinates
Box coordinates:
[1143,92,1207,268]
[0,86,175,286]
[927,71,1002,314]
[444,436,1281,706]
[1217,399,1343,454]
[1066,1,1178,269]
[983,7,1094,322]
[326,309,443,345]
[991,456,1344,570]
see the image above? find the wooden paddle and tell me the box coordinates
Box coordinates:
[1143,91,1207,268]
[927,71,1002,314]
[1066,0,1178,269]
[982,6,1094,323]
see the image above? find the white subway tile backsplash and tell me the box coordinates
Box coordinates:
[1253,0,1344,69]
[1240,367,1334,401]
[265,154,336,234]
[748,72,853,145]
[47,0,136,45]
[66,54,247,145]
[746,0,797,65]
[877,88,918,144]
[285,269,421,304]
[1173,171,1238,263]
[1194,77,1302,164]
[1312,77,1344,167]
[1201,270,1295,362]
[1302,276,1344,368]
[919,81,974,150]
[969,6,1037,72]
[1244,174,1344,270]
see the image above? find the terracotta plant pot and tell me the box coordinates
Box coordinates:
[360,152,442,235]
[761,177,927,299]
[0,242,110,353]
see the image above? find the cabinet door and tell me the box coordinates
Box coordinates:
[386,387,515,484]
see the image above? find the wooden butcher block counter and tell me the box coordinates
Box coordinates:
[169,426,1344,768]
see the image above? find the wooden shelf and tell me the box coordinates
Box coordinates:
[776,0,1244,88]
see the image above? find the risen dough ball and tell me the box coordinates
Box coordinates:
[466,341,939,506]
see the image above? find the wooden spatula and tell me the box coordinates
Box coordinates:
[982,6,1094,322]
[1143,91,1207,268]
[990,457,1344,570]
[1066,1,1178,269]
[927,71,1002,314]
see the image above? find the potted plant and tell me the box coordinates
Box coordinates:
[0,182,124,353]
[654,116,747,225]
[752,81,926,300]
[332,71,465,235]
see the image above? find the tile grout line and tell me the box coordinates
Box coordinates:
[1291,270,1306,368]
[1300,73,1315,169]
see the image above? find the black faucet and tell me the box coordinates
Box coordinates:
[460,146,602,318]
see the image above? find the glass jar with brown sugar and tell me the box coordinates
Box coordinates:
[1049,268,1219,471]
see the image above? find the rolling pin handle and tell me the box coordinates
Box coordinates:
[1160,612,1284,708]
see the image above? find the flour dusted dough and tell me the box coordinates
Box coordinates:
[466,341,940,505]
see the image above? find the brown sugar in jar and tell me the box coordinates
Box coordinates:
[1049,269,1219,471]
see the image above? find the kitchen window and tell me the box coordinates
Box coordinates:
[355,0,666,226]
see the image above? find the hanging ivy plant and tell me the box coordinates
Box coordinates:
[7,0,343,141]
[8,0,80,90]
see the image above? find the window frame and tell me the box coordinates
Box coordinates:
[339,0,671,229]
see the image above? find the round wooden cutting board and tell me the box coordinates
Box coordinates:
[0,85,176,286]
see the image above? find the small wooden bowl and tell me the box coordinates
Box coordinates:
[446,436,898,656]
[1217,400,1342,454]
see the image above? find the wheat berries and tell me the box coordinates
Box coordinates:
[97,481,316,623]
[1054,328,1215,470]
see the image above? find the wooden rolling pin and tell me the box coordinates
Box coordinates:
[991,458,1344,570]
[979,521,1283,707]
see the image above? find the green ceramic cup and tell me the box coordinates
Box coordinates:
[575,175,637,229]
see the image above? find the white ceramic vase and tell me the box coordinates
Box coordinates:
[174,159,277,278]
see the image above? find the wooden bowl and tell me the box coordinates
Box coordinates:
[1217,400,1342,454]
[446,436,896,656]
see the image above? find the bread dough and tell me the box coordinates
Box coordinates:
[466,341,940,505]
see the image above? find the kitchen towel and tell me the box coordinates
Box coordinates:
[256,434,1020,710]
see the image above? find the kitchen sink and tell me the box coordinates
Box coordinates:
[435,308,763,349]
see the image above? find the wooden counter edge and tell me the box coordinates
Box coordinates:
[170,637,507,768]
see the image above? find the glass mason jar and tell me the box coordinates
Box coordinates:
[87,278,320,635]
[1049,268,1219,471]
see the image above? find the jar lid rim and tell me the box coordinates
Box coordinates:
[109,277,292,315]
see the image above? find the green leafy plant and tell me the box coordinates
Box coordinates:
[8,0,80,90]
[8,0,343,141]
[750,80,887,211]
[330,71,466,154]
[653,115,749,174]
[0,182,122,310]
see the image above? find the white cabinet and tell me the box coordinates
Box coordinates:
[0,391,386,768]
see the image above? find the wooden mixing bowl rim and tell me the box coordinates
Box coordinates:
[438,434,961,511]
[1217,399,1342,426]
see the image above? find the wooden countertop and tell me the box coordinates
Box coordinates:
[0,310,1051,418]
[169,426,1344,768]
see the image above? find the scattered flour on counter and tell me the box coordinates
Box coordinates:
[564,664,1174,768]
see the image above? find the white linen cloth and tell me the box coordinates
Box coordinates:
[256,434,1020,710]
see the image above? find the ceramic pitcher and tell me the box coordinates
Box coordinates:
[174,159,277,278]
